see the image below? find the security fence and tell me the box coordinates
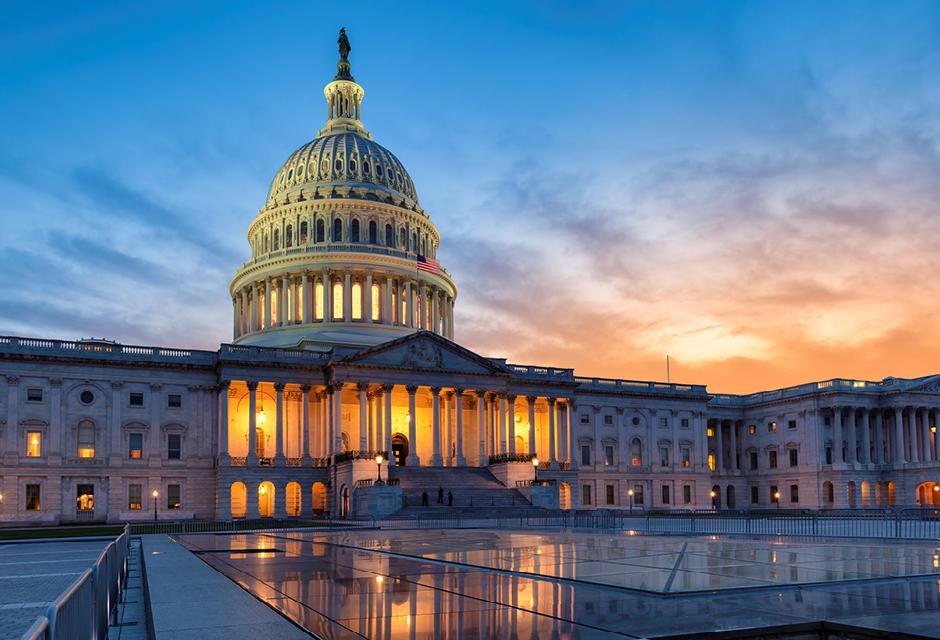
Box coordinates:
[21,524,129,640]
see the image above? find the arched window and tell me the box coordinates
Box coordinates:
[315,219,324,243]
[230,482,247,518]
[332,282,343,320]
[263,233,268,253]
[77,420,95,458]
[258,482,274,518]
[368,220,377,244]
[285,224,293,248]
[315,282,324,320]
[299,221,308,244]
[630,438,642,466]
[385,223,394,247]
[411,232,417,252]
[351,219,360,243]
[400,228,407,249]
[333,218,343,242]
[273,229,280,251]
[351,282,362,319]
[422,238,427,256]
[285,482,301,517]
[371,283,380,321]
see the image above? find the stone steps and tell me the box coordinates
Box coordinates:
[389,466,532,513]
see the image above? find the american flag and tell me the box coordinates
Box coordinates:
[416,255,441,274]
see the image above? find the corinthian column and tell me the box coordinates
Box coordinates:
[247,381,258,464]
[477,391,487,465]
[548,398,557,464]
[358,383,369,451]
[454,389,466,466]
[431,387,443,466]
[274,382,285,463]
[301,385,311,462]
[407,385,420,466]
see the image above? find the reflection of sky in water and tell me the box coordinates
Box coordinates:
[177,530,940,638]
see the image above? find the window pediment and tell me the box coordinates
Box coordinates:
[122,420,150,432]
[161,422,188,434]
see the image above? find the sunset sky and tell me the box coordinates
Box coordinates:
[2,1,940,393]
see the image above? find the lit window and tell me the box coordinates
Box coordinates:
[707,453,716,471]
[26,388,43,402]
[332,283,343,319]
[128,484,142,510]
[167,394,182,409]
[167,434,181,460]
[604,445,614,466]
[76,484,94,511]
[26,431,41,457]
[748,424,756,435]
[768,421,777,432]
[167,484,181,510]
[706,427,714,437]
[352,282,362,319]
[630,438,642,466]
[26,484,41,511]
[129,433,143,459]
[681,448,691,468]
[315,282,324,320]
[129,392,144,407]
[77,423,95,458]
[371,284,380,321]
[770,485,779,503]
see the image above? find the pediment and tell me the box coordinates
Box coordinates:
[336,331,509,375]
[903,375,940,393]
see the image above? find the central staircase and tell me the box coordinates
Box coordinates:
[388,466,546,518]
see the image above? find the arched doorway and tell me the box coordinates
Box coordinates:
[340,485,350,517]
[286,482,301,517]
[230,482,247,519]
[887,481,897,505]
[823,481,834,506]
[711,484,721,508]
[311,482,327,514]
[847,481,856,508]
[258,481,275,517]
[515,435,526,453]
[726,485,735,509]
[256,428,266,458]
[861,480,871,507]
[916,482,940,505]
[392,433,409,467]
[559,482,571,510]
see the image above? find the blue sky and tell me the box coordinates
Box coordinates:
[2,1,940,391]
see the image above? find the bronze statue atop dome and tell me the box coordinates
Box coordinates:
[338,27,351,61]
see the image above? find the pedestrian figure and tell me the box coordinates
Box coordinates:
[438,486,444,504]
[422,491,429,506]
[448,490,453,506]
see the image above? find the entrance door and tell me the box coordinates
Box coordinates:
[76,484,95,520]
[392,434,409,466]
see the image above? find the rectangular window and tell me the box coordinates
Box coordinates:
[768,450,778,469]
[768,421,777,432]
[129,392,144,407]
[790,484,799,503]
[681,418,689,428]
[167,484,181,510]
[707,453,716,471]
[606,484,615,505]
[788,420,797,430]
[167,394,182,409]
[76,484,94,512]
[661,484,670,505]
[771,485,779,503]
[633,484,644,505]
[581,445,591,466]
[659,446,669,467]
[128,483,142,510]
[659,417,668,427]
[750,451,758,470]
[681,448,691,468]
[748,424,756,435]
[25,484,41,511]
[582,484,592,506]
[26,388,43,402]
[825,447,833,465]
[751,486,759,504]
[77,424,95,458]
[167,434,182,460]
[603,414,613,425]
[706,427,714,438]
[129,433,143,459]
[580,413,590,424]
[683,485,692,504]
[604,445,614,466]
[26,431,41,457]
[789,449,798,467]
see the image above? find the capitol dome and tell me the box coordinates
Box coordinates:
[229,29,457,351]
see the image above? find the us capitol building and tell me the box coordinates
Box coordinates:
[2,32,940,525]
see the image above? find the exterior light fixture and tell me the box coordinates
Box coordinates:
[375,453,384,484]
[774,491,781,511]
[627,488,634,515]
[531,457,539,483]
[152,489,159,521]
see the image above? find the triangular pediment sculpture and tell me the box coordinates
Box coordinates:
[335,331,509,375]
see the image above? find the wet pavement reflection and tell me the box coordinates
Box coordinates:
[176,529,940,638]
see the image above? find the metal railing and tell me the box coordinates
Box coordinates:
[488,453,535,464]
[23,524,129,640]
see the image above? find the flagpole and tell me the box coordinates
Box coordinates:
[666,354,670,383]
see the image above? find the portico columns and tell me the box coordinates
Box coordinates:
[358,383,369,450]
[365,272,373,322]
[505,395,515,455]
[247,381,258,464]
[274,383,285,463]
[729,420,737,471]
[924,409,934,462]
[280,273,288,325]
[894,406,904,464]
[343,272,352,323]
[527,397,536,456]
[431,387,443,466]
[406,385,419,466]
[301,385,311,462]
[859,408,870,465]
[833,407,843,465]
[477,391,486,464]
[548,398,557,465]
[332,383,343,454]
[322,270,332,321]
[715,420,724,471]
[264,278,272,329]
[383,386,394,466]
[454,389,466,466]
[846,407,857,464]
[301,272,310,324]
[219,381,230,460]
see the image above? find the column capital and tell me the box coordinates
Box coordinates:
[476,389,487,399]
[381,383,395,393]
[299,384,311,393]
[453,388,465,396]
[218,379,231,390]
[150,383,162,391]
[50,378,63,388]
[357,382,370,393]
[506,393,517,402]
[246,381,259,391]
[405,384,419,394]
[547,396,556,405]
[430,386,443,395]
[110,381,123,390]
[273,382,286,392]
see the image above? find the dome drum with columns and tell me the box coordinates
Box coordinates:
[230,32,456,350]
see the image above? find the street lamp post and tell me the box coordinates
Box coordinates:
[152,489,159,521]
[532,457,540,484]
[710,490,717,510]
[774,491,781,511]
[375,454,384,484]
[628,489,634,515]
